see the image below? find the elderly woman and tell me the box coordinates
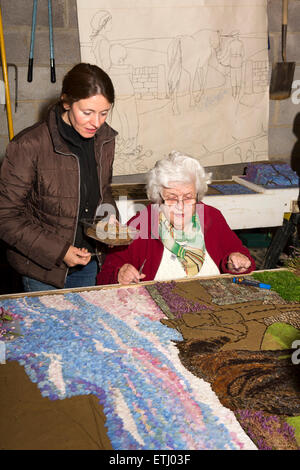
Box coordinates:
[97,151,255,285]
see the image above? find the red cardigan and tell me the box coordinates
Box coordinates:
[96,203,256,285]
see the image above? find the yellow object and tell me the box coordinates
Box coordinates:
[284,212,291,221]
[0,6,14,140]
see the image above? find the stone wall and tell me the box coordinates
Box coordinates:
[0,0,299,177]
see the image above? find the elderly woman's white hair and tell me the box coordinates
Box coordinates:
[146,151,212,203]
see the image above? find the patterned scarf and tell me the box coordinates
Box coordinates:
[158,211,206,276]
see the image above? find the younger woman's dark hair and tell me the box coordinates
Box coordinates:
[60,63,115,109]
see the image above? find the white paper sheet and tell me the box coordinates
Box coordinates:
[76,0,269,175]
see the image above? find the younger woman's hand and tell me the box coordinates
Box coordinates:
[63,246,92,267]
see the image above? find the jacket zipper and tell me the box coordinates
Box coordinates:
[55,134,115,284]
[54,149,81,285]
[94,135,115,223]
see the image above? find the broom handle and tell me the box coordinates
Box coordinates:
[48,0,56,83]
[282,0,288,62]
[28,0,37,82]
[0,6,14,139]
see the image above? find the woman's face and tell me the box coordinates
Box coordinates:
[161,181,197,230]
[62,94,111,138]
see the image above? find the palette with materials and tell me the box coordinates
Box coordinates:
[81,218,138,246]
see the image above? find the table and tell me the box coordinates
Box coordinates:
[1,270,300,450]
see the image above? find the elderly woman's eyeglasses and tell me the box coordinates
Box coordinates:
[161,195,196,206]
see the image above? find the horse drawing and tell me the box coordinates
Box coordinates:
[167,29,221,114]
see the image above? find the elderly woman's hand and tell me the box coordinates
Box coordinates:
[227,252,251,273]
[118,263,146,285]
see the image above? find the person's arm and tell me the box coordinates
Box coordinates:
[225,251,253,274]
[218,216,255,274]
[96,242,139,285]
[204,205,255,274]
[117,263,145,284]
[97,205,161,285]
[0,140,74,269]
[96,208,149,285]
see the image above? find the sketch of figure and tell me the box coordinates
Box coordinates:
[167,30,221,114]
[109,44,139,154]
[90,10,112,71]
[218,31,245,99]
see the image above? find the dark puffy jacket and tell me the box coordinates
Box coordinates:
[0,105,118,288]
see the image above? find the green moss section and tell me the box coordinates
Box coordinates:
[261,322,300,350]
[252,271,300,301]
[262,322,300,446]
[286,417,300,446]
[245,271,300,446]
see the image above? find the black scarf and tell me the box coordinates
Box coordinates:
[56,107,100,254]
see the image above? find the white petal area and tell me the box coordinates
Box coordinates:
[113,388,145,447]
[39,295,79,311]
[43,353,66,397]
[93,338,115,353]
